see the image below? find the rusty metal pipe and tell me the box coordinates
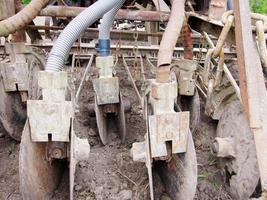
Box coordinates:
[214,50,224,87]
[182,22,193,60]
[0,0,50,37]
[39,6,170,22]
[156,0,186,83]
[213,15,234,58]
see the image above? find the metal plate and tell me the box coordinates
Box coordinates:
[0,62,29,92]
[27,100,73,142]
[93,77,120,105]
[0,55,42,141]
[148,112,190,158]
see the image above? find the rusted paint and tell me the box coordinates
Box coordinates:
[182,22,193,60]
[39,6,170,22]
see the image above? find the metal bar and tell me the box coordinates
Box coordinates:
[203,32,241,100]
[0,42,236,61]
[233,0,267,198]
[39,6,170,22]
[75,54,94,102]
[27,24,220,44]
[213,15,234,57]
[122,55,142,104]
[182,22,193,60]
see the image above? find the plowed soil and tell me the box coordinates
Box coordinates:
[0,60,232,200]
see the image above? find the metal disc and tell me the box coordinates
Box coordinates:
[70,119,76,200]
[116,93,126,143]
[0,81,26,141]
[19,120,65,199]
[179,90,200,134]
[95,96,108,145]
[0,55,42,141]
[153,131,198,200]
[216,101,260,199]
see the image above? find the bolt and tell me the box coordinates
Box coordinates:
[211,141,219,154]
[52,148,63,159]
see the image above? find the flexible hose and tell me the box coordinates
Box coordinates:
[0,0,50,37]
[157,0,186,67]
[156,0,186,82]
[46,0,124,71]
[97,0,125,56]
[99,0,125,40]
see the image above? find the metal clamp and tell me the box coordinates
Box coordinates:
[93,56,120,105]
[27,71,73,142]
[133,79,190,159]
[174,59,198,96]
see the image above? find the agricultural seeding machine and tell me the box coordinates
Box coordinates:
[0,0,267,199]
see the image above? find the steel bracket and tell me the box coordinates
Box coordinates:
[149,112,190,157]
[27,71,73,142]
[175,59,197,96]
[0,43,29,92]
[93,77,120,105]
[93,56,120,105]
[205,82,237,120]
[133,79,190,160]
[0,61,29,92]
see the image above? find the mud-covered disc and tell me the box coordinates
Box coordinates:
[19,120,65,199]
[216,101,260,199]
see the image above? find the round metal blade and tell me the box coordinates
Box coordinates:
[0,82,26,141]
[0,55,42,141]
[70,119,76,200]
[95,96,108,145]
[179,90,200,134]
[19,120,65,199]
[216,101,260,199]
[154,131,197,200]
[116,93,126,143]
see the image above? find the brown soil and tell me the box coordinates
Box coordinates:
[0,60,232,200]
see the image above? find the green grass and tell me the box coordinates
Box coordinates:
[21,0,31,4]
[250,0,267,14]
